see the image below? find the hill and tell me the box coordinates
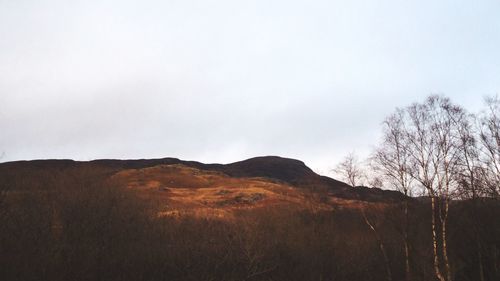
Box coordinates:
[1,156,499,281]
[0,156,404,218]
[0,155,404,201]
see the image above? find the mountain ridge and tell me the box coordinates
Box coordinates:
[0,155,404,202]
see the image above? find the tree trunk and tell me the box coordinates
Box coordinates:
[493,246,499,279]
[472,197,485,281]
[477,239,485,281]
[441,198,451,281]
[362,209,392,281]
[404,198,411,281]
[431,196,446,281]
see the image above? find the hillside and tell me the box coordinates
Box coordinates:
[2,156,499,281]
[0,156,403,200]
[0,156,403,196]
[0,156,404,219]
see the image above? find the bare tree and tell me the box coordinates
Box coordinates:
[404,95,468,281]
[371,108,413,281]
[374,96,465,281]
[333,152,365,187]
[361,206,393,281]
[454,112,482,198]
[459,96,500,281]
[477,96,500,198]
[367,176,384,189]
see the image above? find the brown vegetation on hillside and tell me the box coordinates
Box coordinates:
[111,164,337,219]
[1,158,499,281]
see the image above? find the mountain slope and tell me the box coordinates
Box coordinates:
[0,156,404,202]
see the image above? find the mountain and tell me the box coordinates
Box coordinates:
[0,156,404,203]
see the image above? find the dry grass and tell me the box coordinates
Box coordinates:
[111,164,344,219]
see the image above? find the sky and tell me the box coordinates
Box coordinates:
[1,0,500,175]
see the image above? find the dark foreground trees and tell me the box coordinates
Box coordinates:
[1,163,500,281]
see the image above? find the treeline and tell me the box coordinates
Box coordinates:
[0,165,499,281]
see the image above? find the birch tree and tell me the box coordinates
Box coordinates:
[375,96,465,281]
[478,96,500,198]
[334,152,364,187]
[455,109,487,281]
[372,108,413,281]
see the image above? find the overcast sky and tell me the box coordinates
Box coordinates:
[1,0,499,175]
